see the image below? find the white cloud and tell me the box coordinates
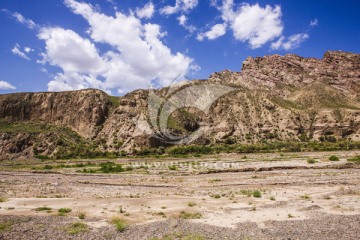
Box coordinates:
[271,33,309,50]
[47,72,104,92]
[38,27,105,74]
[160,0,199,15]
[177,14,196,33]
[197,23,226,41]
[178,15,187,26]
[136,2,155,19]
[222,2,283,49]
[200,1,284,48]
[310,18,319,27]
[24,47,33,53]
[12,12,37,29]
[11,43,30,60]
[39,0,195,93]
[0,81,16,90]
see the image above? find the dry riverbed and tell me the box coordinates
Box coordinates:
[0,151,360,239]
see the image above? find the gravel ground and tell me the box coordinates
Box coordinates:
[1,213,359,240]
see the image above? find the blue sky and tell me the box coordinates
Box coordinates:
[0,0,359,95]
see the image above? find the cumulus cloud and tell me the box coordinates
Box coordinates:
[160,0,199,15]
[0,81,16,90]
[197,23,226,41]
[220,1,283,49]
[11,43,30,60]
[38,0,195,93]
[271,33,309,50]
[136,2,155,19]
[198,1,284,48]
[38,27,105,74]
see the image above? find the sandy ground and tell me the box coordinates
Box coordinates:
[0,151,360,239]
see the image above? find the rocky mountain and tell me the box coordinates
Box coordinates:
[1,50,360,160]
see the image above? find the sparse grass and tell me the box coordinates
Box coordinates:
[252,190,262,198]
[208,179,221,183]
[34,206,52,212]
[58,208,72,214]
[0,222,13,232]
[0,197,8,202]
[210,194,221,199]
[111,217,127,232]
[77,212,86,219]
[36,195,48,198]
[153,212,166,218]
[347,156,360,162]
[179,211,202,219]
[269,196,276,201]
[239,190,253,197]
[300,194,311,200]
[188,202,196,207]
[329,155,339,161]
[65,222,88,235]
[149,232,205,240]
[288,213,294,218]
[168,165,178,171]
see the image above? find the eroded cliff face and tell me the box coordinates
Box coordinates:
[1,51,360,159]
[0,89,112,138]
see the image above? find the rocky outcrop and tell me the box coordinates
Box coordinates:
[1,51,360,159]
[209,51,360,97]
[0,89,112,138]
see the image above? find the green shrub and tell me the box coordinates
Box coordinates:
[252,190,262,198]
[307,159,316,164]
[99,162,124,173]
[77,212,86,219]
[34,206,52,212]
[329,155,339,161]
[43,165,53,170]
[58,208,72,214]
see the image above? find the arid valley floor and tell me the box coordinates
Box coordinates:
[1,151,360,239]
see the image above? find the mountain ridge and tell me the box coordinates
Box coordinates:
[1,50,360,160]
